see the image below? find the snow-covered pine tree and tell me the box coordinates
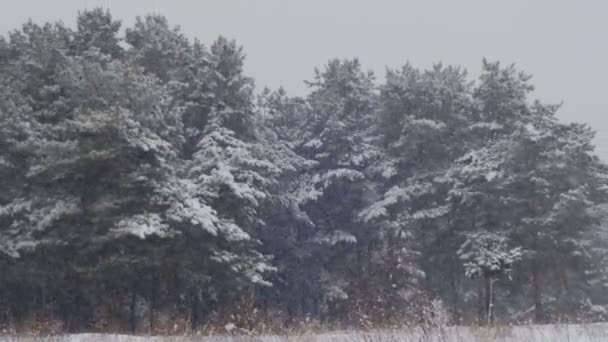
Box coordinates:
[177,37,317,327]
[288,59,378,320]
[0,23,186,328]
[507,113,604,322]
[2,10,608,329]
[440,60,535,322]
[72,8,123,58]
[125,14,192,83]
[449,61,607,322]
[360,63,474,322]
[458,231,522,324]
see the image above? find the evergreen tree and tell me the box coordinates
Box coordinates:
[1,10,608,331]
[72,8,123,58]
[361,63,474,322]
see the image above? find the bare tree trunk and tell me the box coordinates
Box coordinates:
[367,240,374,278]
[190,288,200,332]
[532,267,544,323]
[449,273,461,324]
[487,277,495,325]
[149,279,157,334]
[129,285,137,334]
[483,275,492,324]
[477,277,485,324]
[357,241,364,273]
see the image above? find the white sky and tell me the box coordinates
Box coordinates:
[2,0,607,158]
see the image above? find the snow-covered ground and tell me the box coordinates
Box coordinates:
[3,324,608,342]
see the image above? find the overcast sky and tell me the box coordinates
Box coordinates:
[2,0,608,158]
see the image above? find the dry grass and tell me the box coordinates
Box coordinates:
[2,323,608,342]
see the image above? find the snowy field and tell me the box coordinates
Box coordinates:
[3,324,608,342]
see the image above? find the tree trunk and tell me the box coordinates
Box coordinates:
[356,241,364,273]
[477,277,485,323]
[483,275,492,324]
[532,267,544,323]
[41,284,46,311]
[61,297,71,333]
[449,273,461,324]
[367,240,374,274]
[487,277,495,325]
[129,286,137,334]
[62,277,80,333]
[149,280,157,334]
[190,288,200,331]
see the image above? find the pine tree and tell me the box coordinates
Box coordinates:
[125,14,192,82]
[361,63,474,321]
[72,8,123,58]
[286,59,380,321]
[2,10,608,330]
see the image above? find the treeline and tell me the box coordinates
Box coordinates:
[1,9,608,334]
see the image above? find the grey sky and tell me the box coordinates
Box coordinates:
[2,0,608,158]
